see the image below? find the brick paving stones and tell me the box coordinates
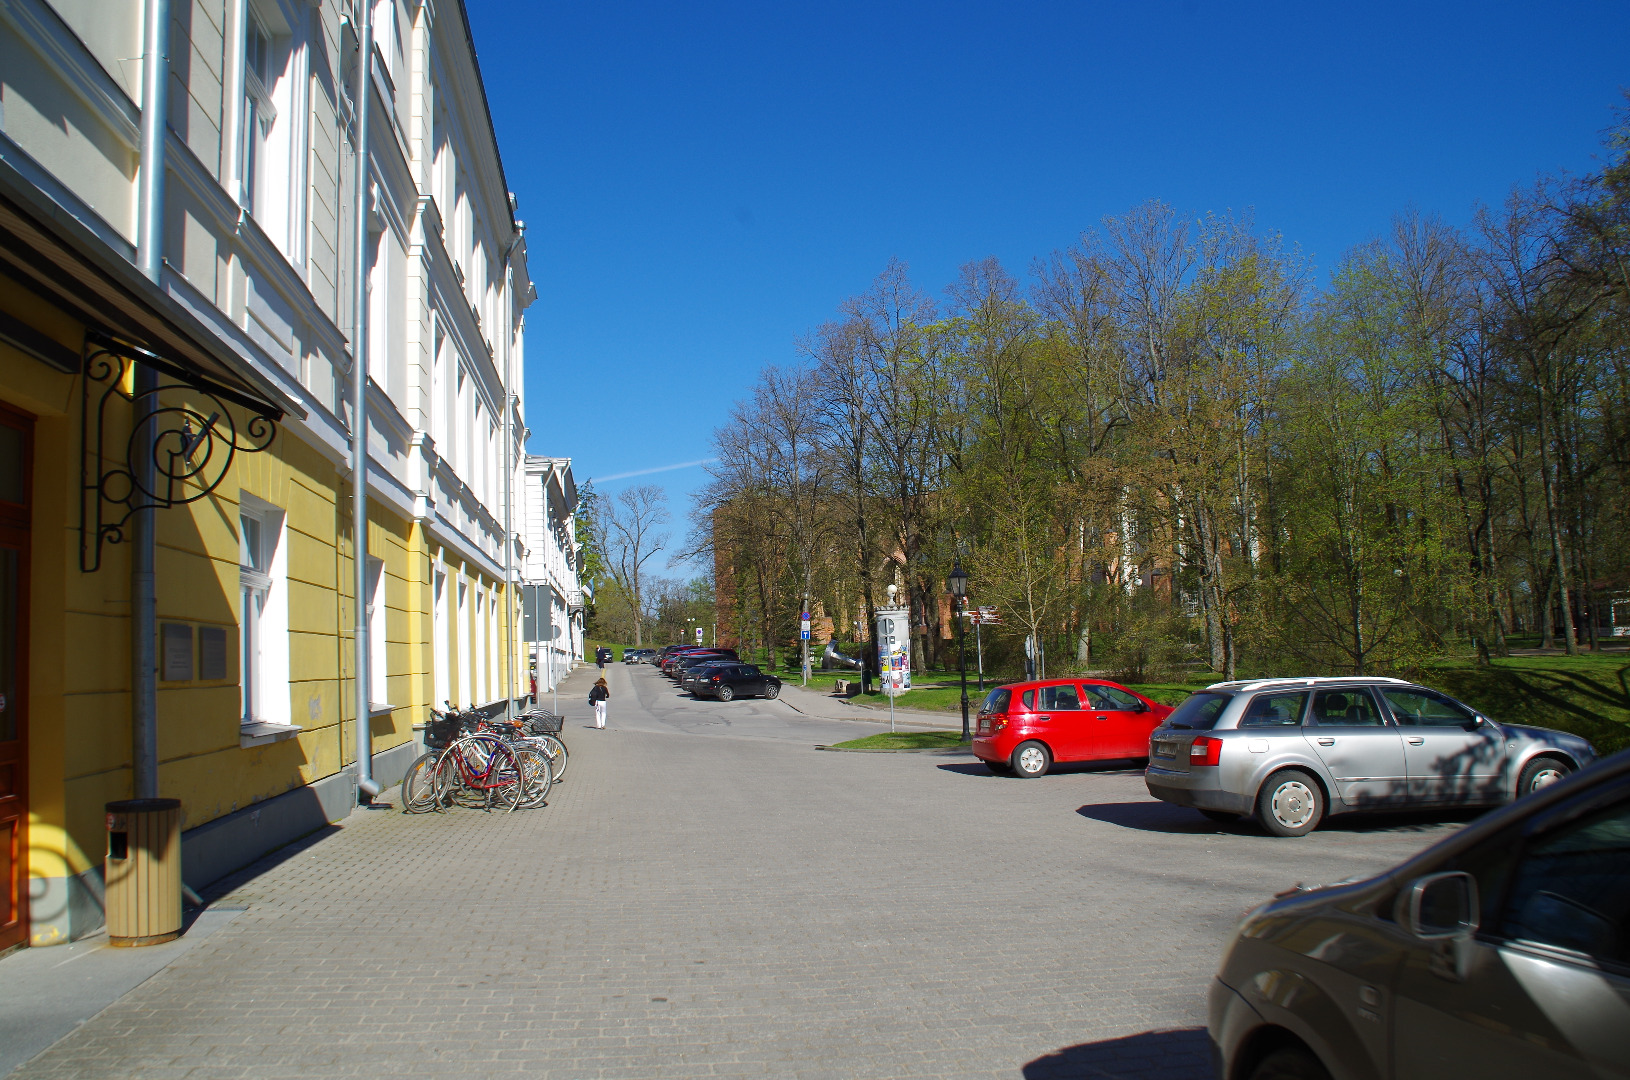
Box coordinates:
[10,663,1469,1078]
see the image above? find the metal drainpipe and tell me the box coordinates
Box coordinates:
[350,0,379,801]
[501,226,523,720]
[131,0,171,800]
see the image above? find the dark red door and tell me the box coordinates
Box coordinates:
[0,404,32,953]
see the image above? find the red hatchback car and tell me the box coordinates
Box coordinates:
[972,678,1172,778]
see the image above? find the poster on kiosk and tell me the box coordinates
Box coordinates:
[874,596,911,697]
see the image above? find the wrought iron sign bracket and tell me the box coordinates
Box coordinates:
[79,332,281,573]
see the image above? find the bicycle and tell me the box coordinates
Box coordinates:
[403,707,543,813]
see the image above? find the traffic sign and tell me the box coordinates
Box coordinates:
[694,627,704,642]
[800,629,810,640]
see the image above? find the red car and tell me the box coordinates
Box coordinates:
[972,678,1173,778]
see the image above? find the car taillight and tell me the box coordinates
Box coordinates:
[711,675,720,681]
[1189,737,1222,766]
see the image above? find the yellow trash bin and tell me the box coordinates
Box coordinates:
[104,798,183,946]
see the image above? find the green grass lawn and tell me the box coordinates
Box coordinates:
[828,731,969,750]
[1422,653,1630,755]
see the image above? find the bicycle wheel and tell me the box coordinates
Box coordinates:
[480,741,525,813]
[535,733,568,781]
[440,737,492,809]
[400,751,443,813]
[513,747,553,809]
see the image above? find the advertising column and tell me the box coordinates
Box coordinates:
[874,587,912,691]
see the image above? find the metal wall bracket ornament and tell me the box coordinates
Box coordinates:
[79,332,280,572]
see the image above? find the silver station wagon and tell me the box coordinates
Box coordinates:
[1145,677,1597,836]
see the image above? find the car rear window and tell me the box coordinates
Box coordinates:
[979,688,1011,714]
[1166,692,1231,730]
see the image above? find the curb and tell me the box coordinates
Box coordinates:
[774,690,960,730]
[814,744,974,754]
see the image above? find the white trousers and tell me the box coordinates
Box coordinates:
[593,700,607,728]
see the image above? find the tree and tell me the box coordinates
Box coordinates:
[598,484,670,647]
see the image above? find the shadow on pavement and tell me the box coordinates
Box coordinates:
[1022,1026,1210,1079]
[1076,802,1229,834]
[195,824,342,904]
[1077,801,1486,836]
[937,761,1145,779]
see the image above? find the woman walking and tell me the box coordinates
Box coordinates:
[589,677,609,729]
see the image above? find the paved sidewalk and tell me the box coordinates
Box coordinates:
[7,662,1465,1078]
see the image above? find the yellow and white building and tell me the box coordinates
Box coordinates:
[0,0,540,950]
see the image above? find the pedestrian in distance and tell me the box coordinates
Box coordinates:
[595,646,611,670]
[589,677,609,728]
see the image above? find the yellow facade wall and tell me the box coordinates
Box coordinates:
[1,284,459,902]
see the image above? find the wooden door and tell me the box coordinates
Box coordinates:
[0,403,32,953]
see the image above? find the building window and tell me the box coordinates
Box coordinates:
[234,2,308,260]
[456,577,470,707]
[433,564,449,708]
[474,586,486,703]
[239,498,289,727]
[365,556,387,707]
[240,11,276,216]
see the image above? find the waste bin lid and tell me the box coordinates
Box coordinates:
[105,798,181,813]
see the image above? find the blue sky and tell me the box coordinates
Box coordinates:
[466,0,1630,568]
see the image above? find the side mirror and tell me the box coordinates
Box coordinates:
[1400,871,1479,940]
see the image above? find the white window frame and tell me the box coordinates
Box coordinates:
[239,495,295,738]
[365,555,388,709]
[475,585,486,704]
[433,562,450,708]
[230,0,308,259]
[456,576,471,707]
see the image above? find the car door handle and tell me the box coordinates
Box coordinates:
[1407,737,1425,746]
[1317,738,1335,746]
[1035,714,1051,721]
[1096,715,1108,722]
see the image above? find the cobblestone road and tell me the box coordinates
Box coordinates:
[13,664,1471,1078]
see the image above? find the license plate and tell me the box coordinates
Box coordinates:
[1152,741,1176,759]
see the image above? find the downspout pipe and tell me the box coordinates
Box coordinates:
[350,0,379,801]
[501,225,524,721]
[131,0,171,800]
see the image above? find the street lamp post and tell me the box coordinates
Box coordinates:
[948,560,970,741]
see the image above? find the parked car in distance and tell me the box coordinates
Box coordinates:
[1144,676,1597,837]
[623,648,656,664]
[1209,747,1630,1080]
[666,651,738,680]
[658,648,714,675]
[972,678,1173,778]
[690,662,781,702]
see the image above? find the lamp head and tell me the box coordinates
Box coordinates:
[948,561,968,599]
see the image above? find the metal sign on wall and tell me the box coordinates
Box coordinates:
[520,585,554,642]
[873,606,911,696]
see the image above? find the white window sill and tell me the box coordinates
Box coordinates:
[369,702,396,716]
[240,721,303,748]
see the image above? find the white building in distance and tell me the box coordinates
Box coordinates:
[520,456,584,698]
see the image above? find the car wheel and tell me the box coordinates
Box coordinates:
[1198,809,1238,824]
[1012,741,1051,779]
[716,685,735,702]
[763,684,779,699]
[1247,1046,1331,1080]
[1517,755,1573,797]
[1256,769,1324,837]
